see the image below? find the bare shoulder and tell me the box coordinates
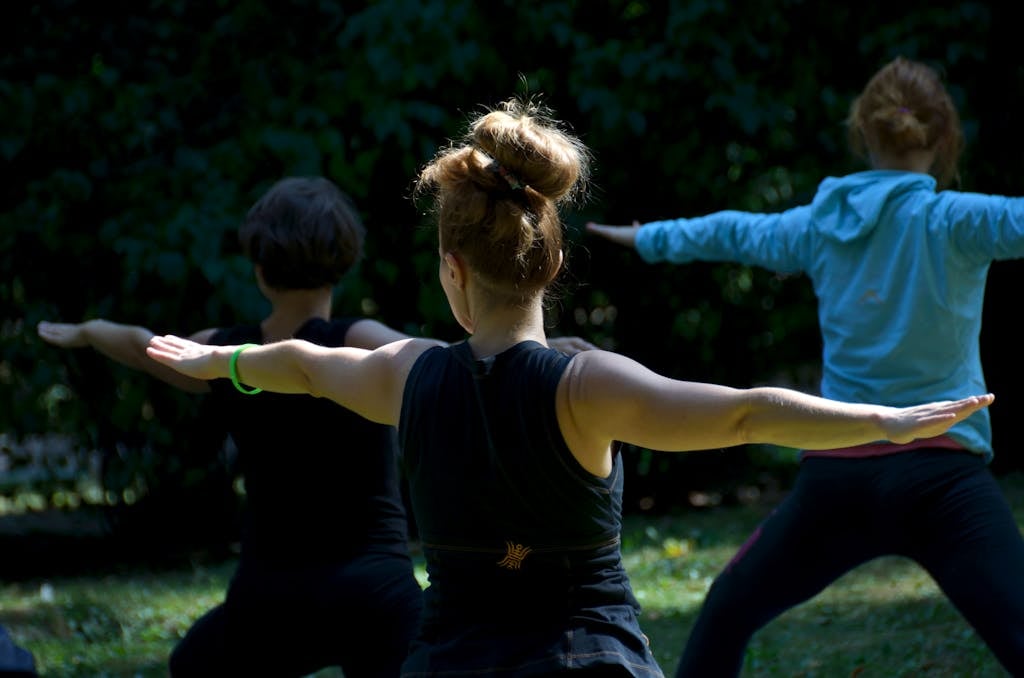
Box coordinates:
[373,337,442,372]
[346,318,410,349]
[562,348,653,399]
[376,336,443,354]
[557,348,655,464]
[566,347,647,379]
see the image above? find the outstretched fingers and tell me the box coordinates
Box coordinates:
[910,393,994,438]
[147,334,188,357]
[927,394,993,420]
[885,393,993,444]
[37,321,83,348]
[145,335,210,368]
[584,221,641,248]
[947,393,994,417]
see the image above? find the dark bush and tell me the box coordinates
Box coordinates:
[2,1,1020,530]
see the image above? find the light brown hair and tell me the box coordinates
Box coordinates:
[415,97,591,305]
[847,56,964,187]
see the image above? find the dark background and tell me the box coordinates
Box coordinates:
[2,0,1021,566]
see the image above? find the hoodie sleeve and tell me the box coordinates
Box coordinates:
[935,191,1024,263]
[634,205,814,273]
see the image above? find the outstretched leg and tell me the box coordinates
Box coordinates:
[674,458,886,678]
[911,460,1024,675]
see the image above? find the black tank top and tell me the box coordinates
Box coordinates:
[209,317,409,562]
[399,340,628,620]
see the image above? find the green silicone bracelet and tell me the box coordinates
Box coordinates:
[229,343,263,395]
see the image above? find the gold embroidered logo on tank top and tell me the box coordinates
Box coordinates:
[497,541,532,570]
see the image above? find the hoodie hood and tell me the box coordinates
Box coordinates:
[811,170,936,243]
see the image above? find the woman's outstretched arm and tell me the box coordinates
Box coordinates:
[558,348,993,473]
[146,334,433,425]
[38,319,214,393]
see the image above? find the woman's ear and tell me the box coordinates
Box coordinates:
[443,251,467,290]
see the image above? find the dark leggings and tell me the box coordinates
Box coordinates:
[169,550,423,678]
[675,450,1024,677]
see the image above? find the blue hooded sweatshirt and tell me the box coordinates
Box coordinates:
[636,170,1024,460]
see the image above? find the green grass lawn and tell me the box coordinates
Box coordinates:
[3,472,1022,677]
[624,479,1022,678]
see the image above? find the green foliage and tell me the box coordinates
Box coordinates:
[3,0,1019,508]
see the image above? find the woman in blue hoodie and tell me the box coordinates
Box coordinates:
[588,56,1024,675]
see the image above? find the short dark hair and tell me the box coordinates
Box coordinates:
[239,176,366,290]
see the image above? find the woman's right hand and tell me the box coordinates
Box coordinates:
[585,221,641,248]
[882,394,995,444]
[146,334,228,381]
[37,321,88,348]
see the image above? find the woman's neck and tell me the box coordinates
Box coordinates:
[465,297,547,359]
[260,287,333,343]
[871,147,936,174]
